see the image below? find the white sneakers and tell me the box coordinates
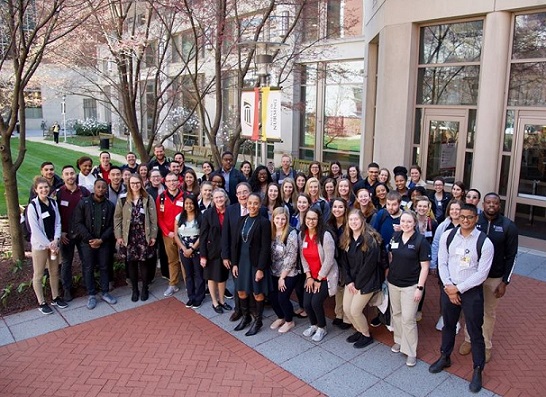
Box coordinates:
[163,286,180,297]
[303,325,318,337]
[312,327,327,342]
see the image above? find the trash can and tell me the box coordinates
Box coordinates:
[100,138,110,150]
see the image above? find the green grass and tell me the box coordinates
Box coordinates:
[0,139,92,215]
[44,135,132,158]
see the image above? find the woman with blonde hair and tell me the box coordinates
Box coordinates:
[280,177,298,217]
[304,177,331,221]
[338,209,383,348]
[354,188,377,223]
[114,174,157,302]
[269,207,300,333]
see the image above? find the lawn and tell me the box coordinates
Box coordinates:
[0,139,91,215]
[44,135,132,158]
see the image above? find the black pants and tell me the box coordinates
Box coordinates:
[303,280,329,328]
[440,286,486,369]
[270,275,297,322]
[53,132,59,144]
[80,243,111,295]
[156,233,169,279]
[60,238,82,292]
[127,260,150,291]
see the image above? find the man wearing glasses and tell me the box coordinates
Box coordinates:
[429,204,493,393]
[157,173,186,296]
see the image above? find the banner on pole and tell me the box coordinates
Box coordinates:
[262,88,282,141]
[240,88,261,141]
[241,87,282,141]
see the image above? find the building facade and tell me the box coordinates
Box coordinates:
[363,0,546,249]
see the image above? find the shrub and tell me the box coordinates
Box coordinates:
[74,119,111,136]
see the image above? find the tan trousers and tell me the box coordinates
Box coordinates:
[342,286,373,336]
[32,249,60,304]
[464,277,502,349]
[334,287,349,322]
[388,282,420,358]
[163,235,186,286]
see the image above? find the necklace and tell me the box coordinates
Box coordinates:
[242,216,257,243]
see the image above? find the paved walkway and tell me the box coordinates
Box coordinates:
[1,247,545,396]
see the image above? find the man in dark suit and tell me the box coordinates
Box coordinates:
[215,151,246,204]
[221,182,268,321]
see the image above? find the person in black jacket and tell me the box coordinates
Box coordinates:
[72,179,117,310]
[459,192,518,363]
[338,210,383,349]
[231,193,272,336]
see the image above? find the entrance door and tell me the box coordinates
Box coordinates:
[422,109,468,185]
[508,113,546,245]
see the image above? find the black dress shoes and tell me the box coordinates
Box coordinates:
[429,354,451,373]
[230,310,243,322]
[469,367,483,393]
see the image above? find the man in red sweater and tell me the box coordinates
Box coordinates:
[157,172,186,296]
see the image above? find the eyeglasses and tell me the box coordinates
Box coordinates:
[466,195,479,199]
[222,158,234,162]
[306,217,319,221]
[166,179,178,183]
[129,182,141,185]
[236,191,249,196]
[459,215,476,221]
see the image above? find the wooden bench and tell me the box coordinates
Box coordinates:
[185,145,213,166]
[293,159,330,176]
[93,133,115,148]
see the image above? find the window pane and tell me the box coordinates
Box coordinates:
[504,110,515,152]
[414,108,423,144]
[466,109,477,149]
[499,155,510,196]
[508,62,546,107]
[299,148,315,161]
[518,124,546,196]
[513,12,546,60]
[300,85,316,148]
[463,151,473,188]
[323,151,360,169]
[426,120,459,182]
[323,85,362,152]
[515,203,546,240]
[419,21,483,64]
[417,65,480,105]
[326,61,364,84]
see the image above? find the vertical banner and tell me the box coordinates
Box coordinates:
[240,89,260,141]
[262,88,282,140]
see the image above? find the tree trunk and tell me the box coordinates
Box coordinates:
[0,144,25,261]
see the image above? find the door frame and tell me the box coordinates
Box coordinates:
[421,108,468,184]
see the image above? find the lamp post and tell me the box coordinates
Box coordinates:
[239,40,287,166]
[61,94,67,142]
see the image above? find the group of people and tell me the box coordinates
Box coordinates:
[26,148,518,394]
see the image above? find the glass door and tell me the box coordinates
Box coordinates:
[422,110,468,185]
[509,115,546,241]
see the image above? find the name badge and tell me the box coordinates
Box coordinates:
[456,248,465,256]
[401,201,408,208]
[153,166,159,170]
[425,231,433,238]
[160,204,165,212]
[459,256,471,269]
[60,200,69,207]
[119,193,127,199]
[390,242,399,249]
[176,201,184,207]
[139,208,145,214]
[41,211,50,219]
[302,242,308,249]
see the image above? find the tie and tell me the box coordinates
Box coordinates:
[241,206,248,216]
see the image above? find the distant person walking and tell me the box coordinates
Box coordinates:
[52,122,60,144]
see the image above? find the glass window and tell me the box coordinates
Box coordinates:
[513,12,546,60]
[518,123,546,195]
[499,155,510,196]
[323,61,363,152]
[419,21,483,65]
[515,203,546,239]
[83,98,97,120]
[417,65,480,105]
[24,90,43,119]
[302,0,319,42]
[426,119,460,183]
[508,62,546,107]
[322,151,360,169]
[466,109,477,149]
[300,65,317,149]
[504,110,515,152]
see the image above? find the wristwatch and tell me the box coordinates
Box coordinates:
[416,285,424,291]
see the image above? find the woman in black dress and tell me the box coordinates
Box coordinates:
[200,188,232,313]
[231,193,272,336]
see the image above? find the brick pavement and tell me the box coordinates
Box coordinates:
[357,273,546,396]
[0,299,322,397]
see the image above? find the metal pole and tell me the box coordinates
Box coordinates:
[62,95,67,142]
[260,75,268,166]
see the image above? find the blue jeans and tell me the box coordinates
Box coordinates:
[270,275,297,322]
[180,252,205,304]
[80,242,111,296]
[60,238,82,292]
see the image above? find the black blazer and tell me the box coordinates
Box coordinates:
[231,215,271,271]
[200,206,224,260]
[221,203,268,261]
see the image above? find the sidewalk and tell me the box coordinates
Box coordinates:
[2,248,545,396]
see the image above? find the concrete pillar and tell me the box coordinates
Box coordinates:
[471,11,511,193]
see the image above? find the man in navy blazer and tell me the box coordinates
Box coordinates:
[215,151,246,204]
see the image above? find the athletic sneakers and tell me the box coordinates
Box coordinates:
[163,286,180,297]
[38,303,53,315]
[370,316,381,327]
[391,343,401,353]
[191,301,202,309]
[354,335,373,349]
[52,297,68,309]
[185,299,194,308]
[311,327,327,342]
[406,356,417,367]
[224,289,234,299]
[102,293,117,305]
[303,325,318,337]
[87,295,97,310]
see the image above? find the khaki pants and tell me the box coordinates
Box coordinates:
[464,277,502,349]
[342,286,373,336]
[388,282,420,358]
[334,287,349,322]
[163,235,186,286]
[32,249,60,305]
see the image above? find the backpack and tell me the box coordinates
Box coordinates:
[446,226,487,261]
[20,198,56,242]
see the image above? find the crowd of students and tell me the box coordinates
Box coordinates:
[25,147,518,393]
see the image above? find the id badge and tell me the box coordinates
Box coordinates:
[139,208,145,215]
[459,255,471,269]
[60,200,69,207]
[41,211,50,219]
[302,242,308,249]
[390,242,399,249]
